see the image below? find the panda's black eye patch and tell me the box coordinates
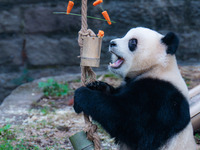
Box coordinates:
[128,39,137,52]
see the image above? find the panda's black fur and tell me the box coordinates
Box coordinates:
[74,78,190,150]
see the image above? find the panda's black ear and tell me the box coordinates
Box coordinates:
[161,32,179,55]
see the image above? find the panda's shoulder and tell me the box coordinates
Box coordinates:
[126,77,187,105]
[130,77,183,95]
[131,77,175,87]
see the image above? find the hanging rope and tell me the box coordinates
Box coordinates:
[78,0,101,149]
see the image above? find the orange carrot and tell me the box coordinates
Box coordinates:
[98,30,104,38]
[66,1,74,14]
[93,0,103,6]
[102,11,111,25]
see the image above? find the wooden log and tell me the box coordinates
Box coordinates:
[191,113,200,131]
[81,37,102,67]
[69,131,94,150]
[189,84,200,131]
[190,93,200,131]
[189,84,200,99]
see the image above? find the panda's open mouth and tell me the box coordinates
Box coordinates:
[109,51,124,69]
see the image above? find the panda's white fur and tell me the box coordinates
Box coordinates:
[109,27,196,150]
[160,123,195,150]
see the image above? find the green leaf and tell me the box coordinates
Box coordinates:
[4,124,11,130]
[47,78,54,84]
[38,79,69,97]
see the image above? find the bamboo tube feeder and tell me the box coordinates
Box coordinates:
[69,0,103,149]
[81,36,102,67]
[69,131,94,150]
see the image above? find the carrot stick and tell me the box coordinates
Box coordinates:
[98,30,104,38]
[102,11,111,25]
[67,1,74,14]
[93,0,103,6]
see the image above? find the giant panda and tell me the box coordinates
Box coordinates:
[73,27,197,150]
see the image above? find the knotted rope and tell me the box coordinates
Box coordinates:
[78,0,101,149]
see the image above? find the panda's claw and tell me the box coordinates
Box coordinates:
[87,81,99,90]
[86,81,114,93]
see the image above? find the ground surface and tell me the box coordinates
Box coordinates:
[0,65,200,149]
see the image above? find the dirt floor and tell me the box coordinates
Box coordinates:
[180,65,200,89]
[0,65,200,149]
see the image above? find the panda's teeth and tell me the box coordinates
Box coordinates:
[109,58,124,68]
[110,51,124,68]
[109,62,114,67]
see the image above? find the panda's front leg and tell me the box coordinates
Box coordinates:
[73,81,116,114]
[73,85,122,135]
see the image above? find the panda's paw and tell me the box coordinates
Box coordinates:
[86,81,113,93]
[73,100,83,114]
[73,87,89,114]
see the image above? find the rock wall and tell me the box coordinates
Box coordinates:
[0,0,200,103]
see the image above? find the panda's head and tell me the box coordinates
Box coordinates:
[108,27,179,78]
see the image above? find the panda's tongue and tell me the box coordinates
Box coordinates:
[110,58,124,68]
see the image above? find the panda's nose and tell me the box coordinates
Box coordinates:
[110,41,117,47]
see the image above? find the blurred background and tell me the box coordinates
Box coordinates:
[0,0,200,103]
